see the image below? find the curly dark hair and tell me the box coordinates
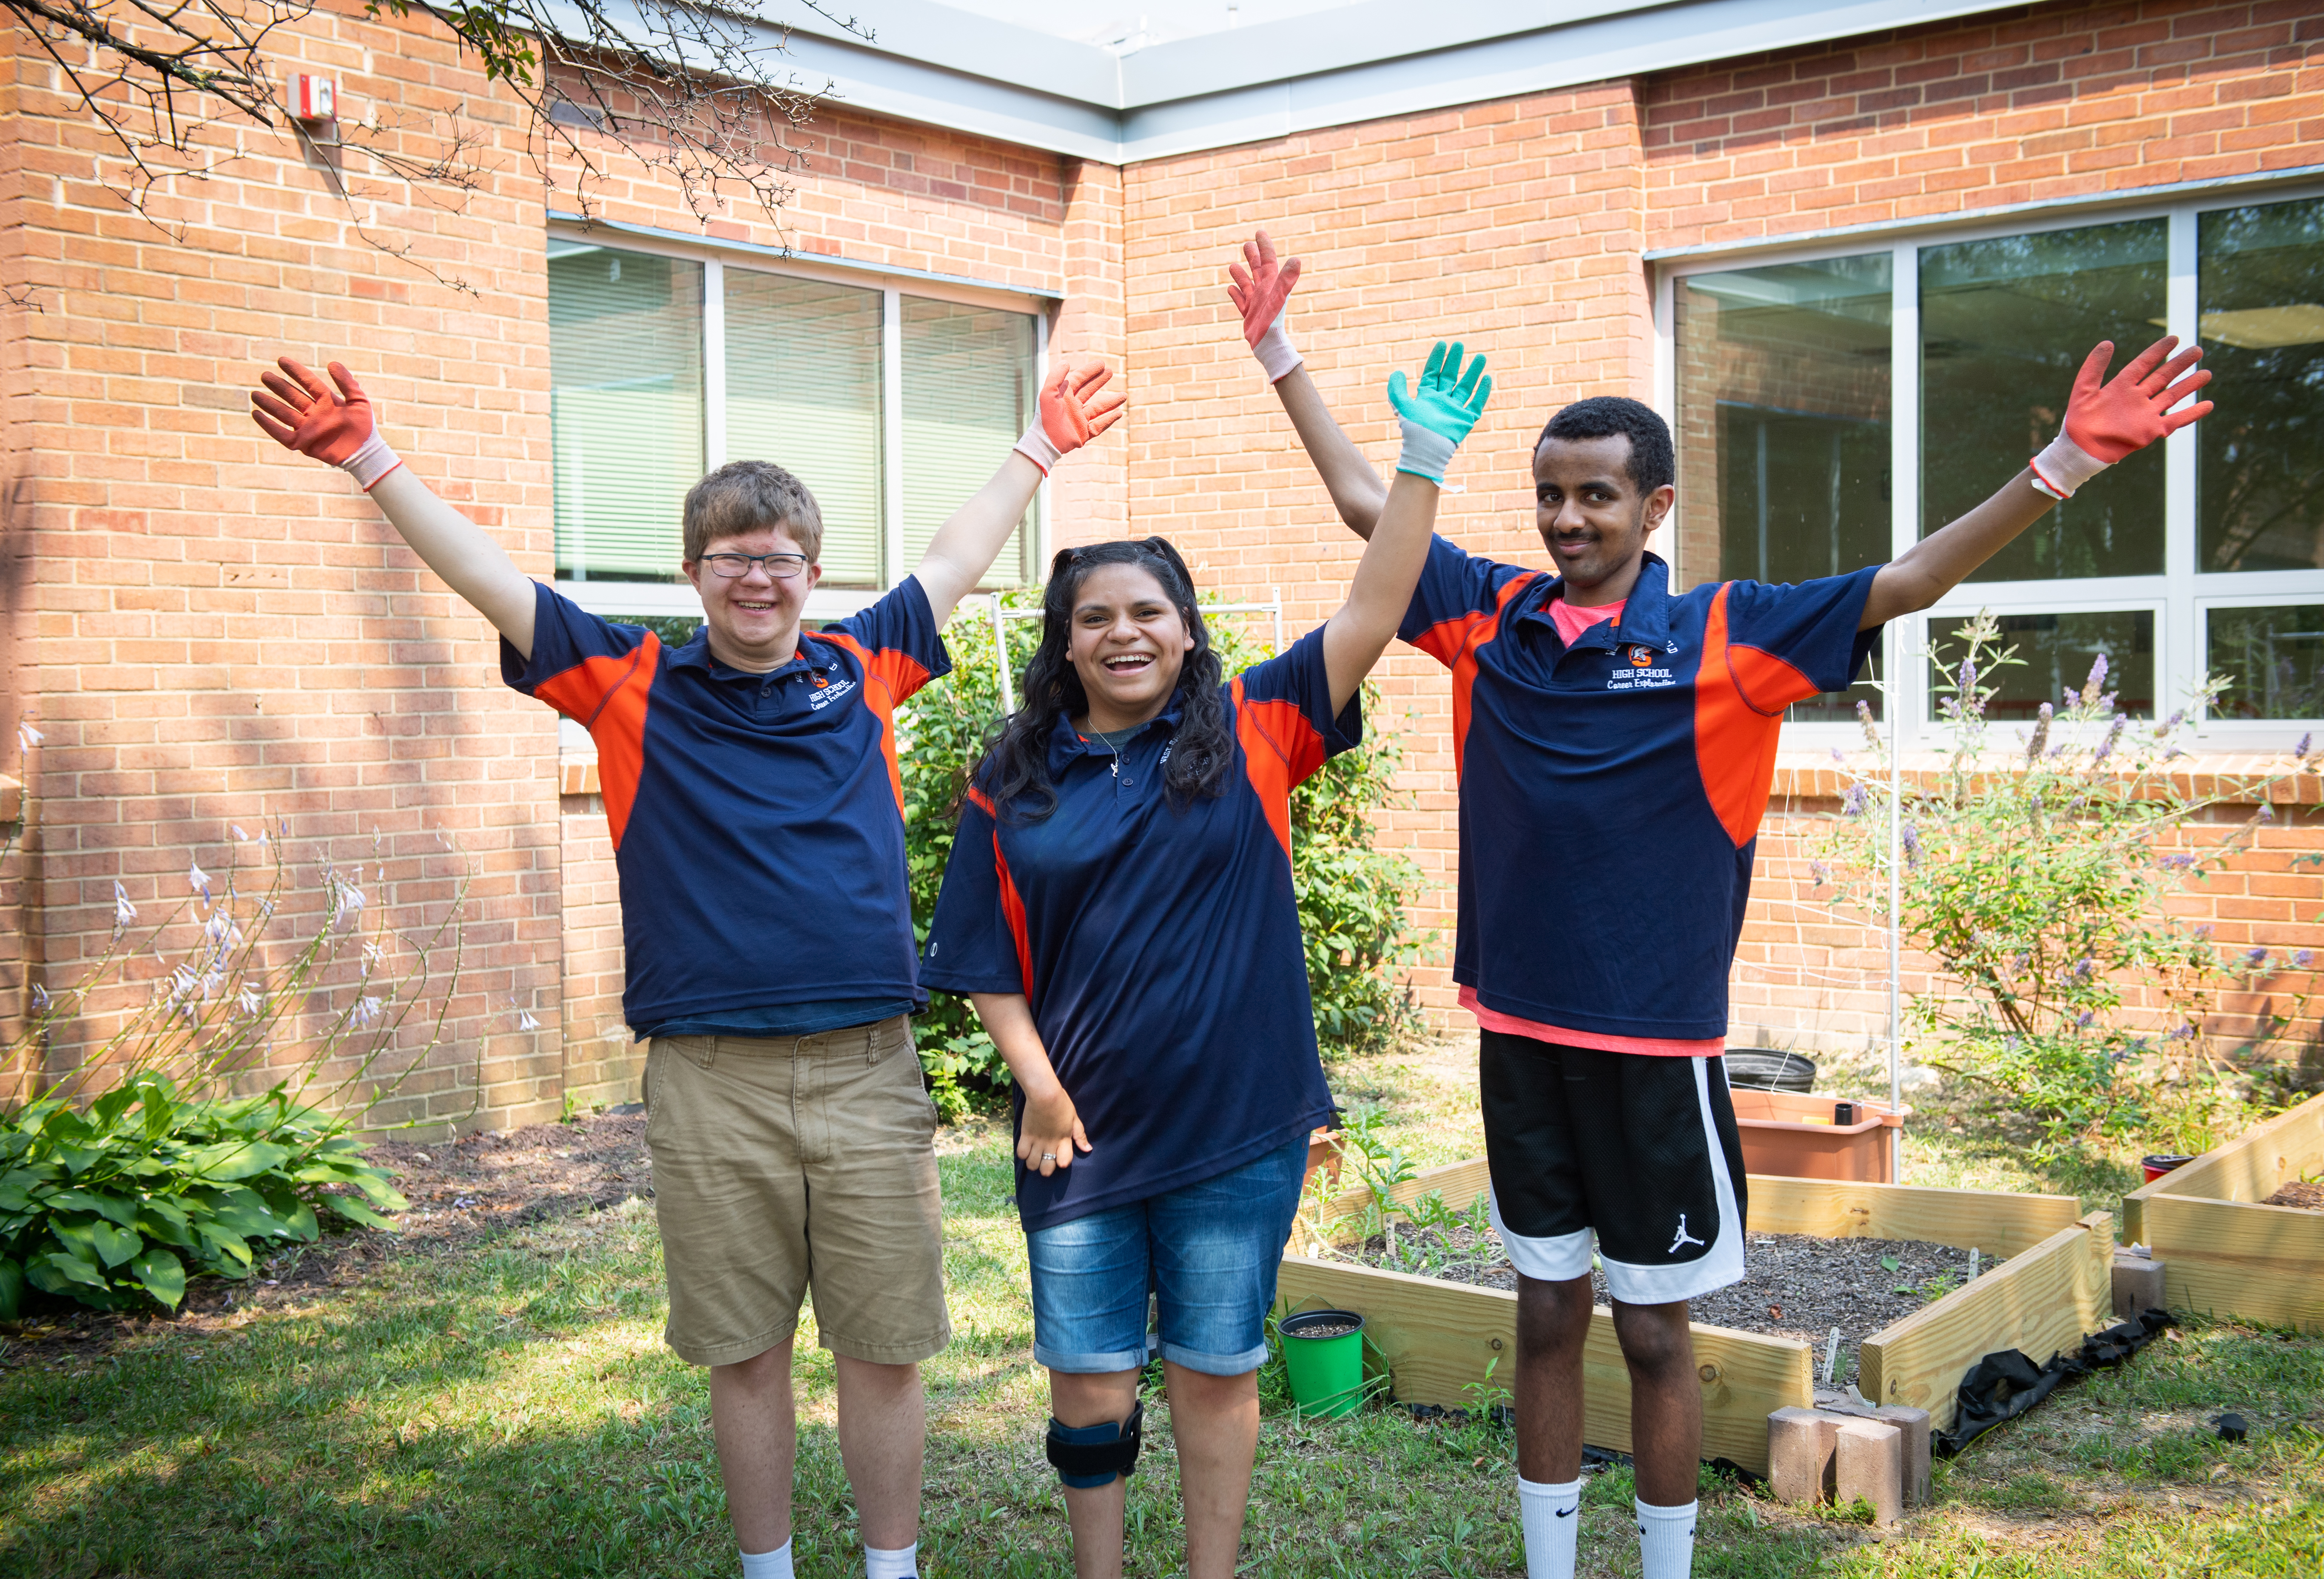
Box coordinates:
[975,537,1234,822]
[1536,396,1675,495]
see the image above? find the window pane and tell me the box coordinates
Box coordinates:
[550,243,703,581]
[2198,198,2324,573]
[1921,221,2167,579]
[901,299,1036,585]
[1928,610,2155,721]
[2207,604,2324,719]
[1673,254,1893,596]
[725,270,885,586]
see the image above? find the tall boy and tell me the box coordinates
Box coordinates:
[252,352,1123,1579]
[1226,232,2208,1579]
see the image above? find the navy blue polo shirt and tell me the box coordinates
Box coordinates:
[918,626,1357,1231]
[1401,541,1880,1045]
[503,579,950,1032]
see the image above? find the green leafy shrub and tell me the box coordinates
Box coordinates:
[899,593,1432,1119]
[1813,611,2318,1156]
[0,1077,405,1315]
[2,806,472,1314]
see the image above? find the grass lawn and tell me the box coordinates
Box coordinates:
[1,1037,2318,1577]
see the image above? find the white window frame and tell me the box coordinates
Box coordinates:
[1652,174,2324,751]
[547,221,1056,627]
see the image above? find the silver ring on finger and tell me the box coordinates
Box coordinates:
[1041,1152,1057,1163]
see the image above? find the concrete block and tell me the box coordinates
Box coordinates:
[1871,1404,1932,1507]
[1835,1418,1904,1527]
[2113,1252,2167,1319]
[1766,1405,1838,1505]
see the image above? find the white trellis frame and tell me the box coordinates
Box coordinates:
[985,590,1285,715]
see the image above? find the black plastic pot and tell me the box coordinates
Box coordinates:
[1725,1049,1818,1094]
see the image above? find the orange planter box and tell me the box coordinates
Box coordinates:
[1731,1090,1909,1183]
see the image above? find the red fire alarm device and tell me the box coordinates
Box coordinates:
[288,74,336,123]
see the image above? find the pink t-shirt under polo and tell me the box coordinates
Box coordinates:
[1471,593,1724,1058]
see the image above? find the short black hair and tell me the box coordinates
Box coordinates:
[1536,397,1675,495]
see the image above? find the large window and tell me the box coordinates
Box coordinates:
[1668,186,2324,740]
[548,235,1047,608]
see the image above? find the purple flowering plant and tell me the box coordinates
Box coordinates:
[1813,610,2320,1155]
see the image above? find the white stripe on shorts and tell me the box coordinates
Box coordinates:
[1595,1058,1745,1305]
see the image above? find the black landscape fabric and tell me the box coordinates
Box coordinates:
[1933,1307,2174,1456]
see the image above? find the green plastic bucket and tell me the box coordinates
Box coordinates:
[1280,1308,1366,1417]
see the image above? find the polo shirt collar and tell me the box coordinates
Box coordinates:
[1520,551,1675,651]
[668,626,838,681]
[1045,703,1182,776]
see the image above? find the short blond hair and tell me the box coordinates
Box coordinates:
[683,461,823,564]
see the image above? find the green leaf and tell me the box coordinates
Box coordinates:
[188,1140,294,1181]
[48,1188,138,1228]
[206,1189,290,1240]
[193,1220,253,1273]
[129,1247,186,1309]
[136,1204,199,1249]
[278,1199,320,1243]
[87,1220,141,1268]
[30,1250,106,1291]
[323,1194,395,1230]
[51,1142,104,1176]
[0,1259,21,1320]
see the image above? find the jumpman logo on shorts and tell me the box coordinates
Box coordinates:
[1667,1214,1705,1254]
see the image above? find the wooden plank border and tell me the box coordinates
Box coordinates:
[1858,1212,2113,1430]
[1287,1162,2105,1455]
[2117,1092,2324,1332]
[2121,1090,2324,1243]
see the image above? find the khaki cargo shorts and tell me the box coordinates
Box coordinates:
[643,1015,951,1368]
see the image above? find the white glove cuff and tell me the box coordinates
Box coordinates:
[341,432,404,491]
[2029,431,2106,501]
[1394,418,1457,485]
[1253,312,1303,383]
[1013,421,1063,477]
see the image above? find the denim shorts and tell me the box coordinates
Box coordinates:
[1025,1135,1309,1377]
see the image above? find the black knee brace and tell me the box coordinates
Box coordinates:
[1045,1400,1144,1488]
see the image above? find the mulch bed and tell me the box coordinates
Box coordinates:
[1349,1225,1994,1386]
[2262,1180,2324,1210]
[0,1111,653,1371]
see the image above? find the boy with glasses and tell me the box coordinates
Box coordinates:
[251,353,1123,1579]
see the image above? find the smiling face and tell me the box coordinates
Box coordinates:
[682,524,821,671]
[1066,562,1197,732]
[1533,433,1675,604]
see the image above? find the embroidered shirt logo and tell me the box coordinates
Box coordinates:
[1628,647,1654,667]
[808,677,858,710]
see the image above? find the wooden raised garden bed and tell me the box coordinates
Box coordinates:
[1280,1157,2112,1471]
[2119,1089,2324,1334]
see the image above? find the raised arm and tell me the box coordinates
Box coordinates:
[1228,231,1388,540]
[1862,335,2211,628]
[913,358,1124,626]
[251,359,540,656]
[1321,342,1492,715]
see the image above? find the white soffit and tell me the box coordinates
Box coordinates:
[730,0,2028,162]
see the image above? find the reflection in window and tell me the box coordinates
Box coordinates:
[901,300,1036,586]
[1921,222,2167,580]
[1674,254,1891,719]
[1929,610,2155,721]
[2208,604,2324,719]
[725,271,886,585]
[550,243,703,581]
[2198,198,2324,573]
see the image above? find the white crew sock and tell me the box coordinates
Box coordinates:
[1517,1475,1582,1579]
[740,1539,794,1579]
[865,1540,918,1579]
[1636,1497,1698,1579]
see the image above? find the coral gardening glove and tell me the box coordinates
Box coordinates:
[251,358,403,490]
[1388,340,1492,484]
[2028,335,2211,500]
[1013,358,1126,475]
[1227,229,1303,383]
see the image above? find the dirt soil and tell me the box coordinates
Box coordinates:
[0,1110,651,1371]
[2262,1179,2324,1209]
[1353,1226,1992,1385]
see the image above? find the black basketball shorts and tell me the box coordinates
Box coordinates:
[1479,1029,1749,1306]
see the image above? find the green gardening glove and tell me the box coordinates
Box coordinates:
[1388,340,1492,483]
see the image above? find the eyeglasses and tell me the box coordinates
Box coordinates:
[700,552,809,579]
